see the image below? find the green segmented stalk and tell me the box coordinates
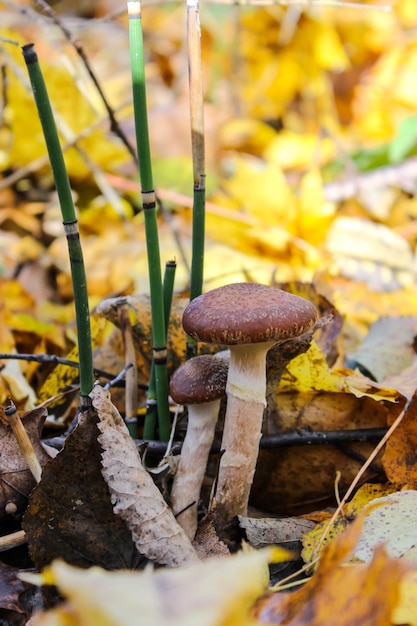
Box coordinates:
[127,0,171,440]
[22,43,93,408]
[188,0,206,303]
[144,260,176,440]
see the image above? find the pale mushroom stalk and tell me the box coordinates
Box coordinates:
[169,355,228,540]
[171,399,221,539]
[215,343,273,522]
[182,283,318,530]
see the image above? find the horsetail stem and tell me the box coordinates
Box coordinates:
[188,0,206,303]
[22,43,94,408]
[128,0,171,440]
[144,260,177,440]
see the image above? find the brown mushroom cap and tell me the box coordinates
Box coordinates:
[182,283,318,346]
[170,355,228,405]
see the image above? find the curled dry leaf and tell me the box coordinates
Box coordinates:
[91,385,198,567]
[23,406,141,571]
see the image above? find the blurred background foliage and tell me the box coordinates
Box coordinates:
[2,0,417,406]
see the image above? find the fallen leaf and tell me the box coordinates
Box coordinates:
[0,561,38,626]
[325,216,415,291]
[22,404,142,571]
[347,316,417,382]
[353,490,417,563]
[92,384,198,568]
[253,354,394,513]
[383,390,417,483]
[301,483,399,565]
[23,547,286,626]
[238,516,315,549]
[393,568,417,626]
[255,514,404,625]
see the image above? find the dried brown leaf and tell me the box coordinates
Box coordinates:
[383,391,417,484]
[0,561,37,626]
[92,385,198,567]
[23,405,142,571]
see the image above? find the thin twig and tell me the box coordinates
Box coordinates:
[0,98,131,192]
[198,0,391,9]
[1,45,129,217]
[101,0,390,8]
[0,530,27,552]
[31,0,138,164]
[0,353,148,388]
[117,301,139,419]
[43,427,389,455]
[4,401,42,483]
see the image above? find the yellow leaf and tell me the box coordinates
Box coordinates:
[279,341,402,403]
[393,569,417,626]
[313,22,350,71]
[397,0,417,28]
[297,169,336,245]
[301,516,350,565]
[0,27,129,179]
[278,341,344,394]
[24,548,289,626]
[301,484,399,565]
[346,483,399,518]
[221,155,297,229]
[391,44,417,109]
[219,119,277,155]
[265,131,336,170]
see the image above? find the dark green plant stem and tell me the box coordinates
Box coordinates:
[22,43,93,408]
[188,0,206,303]
[128,0,171,440]
[185,0,206,360]
[144,260,176,440]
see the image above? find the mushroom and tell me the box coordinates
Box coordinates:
[182,282,318,528]
[169,354,228,540]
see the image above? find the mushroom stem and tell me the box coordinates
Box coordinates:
[215,343,272,525]
[226,343,271,404]
[171,399,220,540]
[169,354,228,540]
[215,394,264,521]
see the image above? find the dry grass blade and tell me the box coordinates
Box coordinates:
[188,0,205,187]
[117,301,139,420]
[4,403,42,484]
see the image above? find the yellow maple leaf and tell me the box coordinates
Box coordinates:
[221,155,297,229]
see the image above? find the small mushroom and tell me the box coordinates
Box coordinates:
[182,283,318,528]
[169,354,228,539]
